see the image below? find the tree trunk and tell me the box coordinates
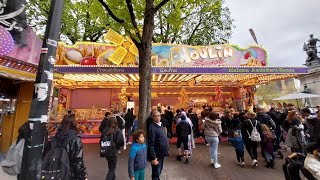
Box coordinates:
[138,0,154,131]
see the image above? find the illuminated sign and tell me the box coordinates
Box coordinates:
[55,66,307,74]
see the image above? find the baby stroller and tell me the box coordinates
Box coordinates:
[283,152,318,180]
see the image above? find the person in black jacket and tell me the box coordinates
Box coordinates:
[241,111,261,168]
[164,106,174,139]
[101,116,124,180]
[124,109,134,144]
[147,111,169,180]
[267,107,283,158]
[113,110,126,150]
[99,112,111,132]
[256,107,276,130]
[176,115,192,164]
[44,115,88,180]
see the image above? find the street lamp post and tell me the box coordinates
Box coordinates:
[20,0,64,179]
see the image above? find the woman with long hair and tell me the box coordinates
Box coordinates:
[285,116,306,153]
[45,114,88,180]
[202,112,222,168]
[261,124,275,168]
[101,116,124,180]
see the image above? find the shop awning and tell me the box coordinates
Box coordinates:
[0,56,38,81]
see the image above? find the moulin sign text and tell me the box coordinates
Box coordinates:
[189,46,233,61]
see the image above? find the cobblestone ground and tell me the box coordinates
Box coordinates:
[84,141,286,180]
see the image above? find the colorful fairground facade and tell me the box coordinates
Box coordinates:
[47,29,308,138]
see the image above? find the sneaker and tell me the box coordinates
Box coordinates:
[128,142,132,145]
[206,144,209,146]
[118,150,121,154]
[236,161,241,165]
[252,159,258,167]
[176,155,182,161]
[214,163,221,169]
[185,159,190,164]
[241,162,245,167]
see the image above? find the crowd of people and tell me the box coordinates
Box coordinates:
[3,103,319,180]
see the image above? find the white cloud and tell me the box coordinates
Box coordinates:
[227,0,320,66]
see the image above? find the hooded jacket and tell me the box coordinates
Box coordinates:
[256,112,276,130]
[128,143,147,178]
[201,117,222,137]
[45,129,88,180]
[176,120,192,138]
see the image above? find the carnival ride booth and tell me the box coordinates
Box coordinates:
[0,26,42,152]
[50,29,308,139]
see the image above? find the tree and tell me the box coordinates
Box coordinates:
[97,0,171,130]
[26,0,234,46]
[154,0,233,45]
[25,0,111,44]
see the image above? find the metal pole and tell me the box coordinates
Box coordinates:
[20,0,64,179]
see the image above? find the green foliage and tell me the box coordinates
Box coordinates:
[26,0,233,46]
[154,0,234,45]
[256,80,302,106]
[25,0,111,44]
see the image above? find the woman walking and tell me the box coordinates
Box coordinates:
[241,111,261,167]
[101,116,124,180]
[43,114,88,180]
[261,124,275,168]
[202,112,222,168]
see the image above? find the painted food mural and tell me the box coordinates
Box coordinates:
[56,29,267,67]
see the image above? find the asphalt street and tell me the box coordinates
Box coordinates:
[83,141,286,180]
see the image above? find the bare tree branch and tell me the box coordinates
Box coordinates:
[154,0,170,12]
[187,16,203,45]
[97,0,125,23]
[125,0,138,29]
[125,0,142,41]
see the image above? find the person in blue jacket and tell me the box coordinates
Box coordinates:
[128,129,147,180]
[229,131,245,167]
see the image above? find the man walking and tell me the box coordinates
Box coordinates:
[147,111,169,180]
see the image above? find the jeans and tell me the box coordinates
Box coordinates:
[105,155,117,180]
[264,151,274,163]
[126,126,132,143]
[245,140,259,160]
[122,129,126,149]
[205,136,219,163]
[134,168,145,180]
[151,157,164,180]
[235,149,244,162]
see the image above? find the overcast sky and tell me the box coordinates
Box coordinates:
[226,0,320,66]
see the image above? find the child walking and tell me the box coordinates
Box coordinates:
[128,130,147,180]
[228,131,245,167]
[261,124,275,168]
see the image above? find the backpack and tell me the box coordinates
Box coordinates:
[41,135,77,180]
[246,120,261,142]
[100,132,117,157]
[1,139,25,175]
